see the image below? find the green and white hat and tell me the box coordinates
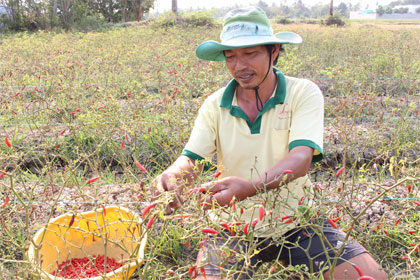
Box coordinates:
[196,6,302,61]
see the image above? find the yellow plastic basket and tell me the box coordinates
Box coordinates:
[28,205,147,280]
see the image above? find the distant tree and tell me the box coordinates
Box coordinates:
[416,6,420,13]
[388,0,420,7]
[376,5,385,15]
[351,2,360,11]
[393,7,409,13]
[278,3,291,17]
[291,0,310,18]
[337,2,349,17]
[385,5,393,13]
[310,3,330,18]
[257,1,274,17]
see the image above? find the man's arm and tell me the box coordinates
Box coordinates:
[202,146,314,208]
[253,145,314,193]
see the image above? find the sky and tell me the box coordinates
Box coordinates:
[152,0,392,13]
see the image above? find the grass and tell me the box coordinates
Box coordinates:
[0,19,419,279]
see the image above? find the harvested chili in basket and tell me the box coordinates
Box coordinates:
[52,255,122,278]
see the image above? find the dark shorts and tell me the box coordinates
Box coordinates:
[199,220,367,279]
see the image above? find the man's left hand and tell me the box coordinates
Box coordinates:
[200,176,255,209]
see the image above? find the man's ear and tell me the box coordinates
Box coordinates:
[272,44,281,58]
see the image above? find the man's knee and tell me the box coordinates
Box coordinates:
[323,252,387,280]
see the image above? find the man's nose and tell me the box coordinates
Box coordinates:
[234,56,248,71]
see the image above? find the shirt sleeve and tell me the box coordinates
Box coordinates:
[288,80,324,162]
[181,96,218,161]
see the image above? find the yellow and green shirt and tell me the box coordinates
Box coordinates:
[182,68,324,236]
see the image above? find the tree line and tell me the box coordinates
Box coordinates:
[0,0,154,30]
[2,0,419,32]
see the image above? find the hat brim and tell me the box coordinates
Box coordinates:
[196,32,302,61]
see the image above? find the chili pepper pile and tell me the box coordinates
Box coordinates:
[53,255,122,278]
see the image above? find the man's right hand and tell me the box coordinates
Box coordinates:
[150,155,200,214]
[152,171,183,214]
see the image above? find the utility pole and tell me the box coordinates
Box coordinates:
[172,0,178,13]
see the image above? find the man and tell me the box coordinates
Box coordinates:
[153,7,387,280]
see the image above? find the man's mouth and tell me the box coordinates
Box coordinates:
[236,73,254,82]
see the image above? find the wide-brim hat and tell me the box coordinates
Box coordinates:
[196,7,302,61]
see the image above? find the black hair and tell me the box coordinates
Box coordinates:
[265,44,284,65]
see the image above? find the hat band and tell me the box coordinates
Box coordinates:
[220,21,273,43]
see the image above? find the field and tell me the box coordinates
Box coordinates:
[0,19,419,279]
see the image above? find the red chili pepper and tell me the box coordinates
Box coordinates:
[408,230,416,234]
[328,219,338,229]
[101,205,106,216]
[200,202,209,208]
[395,219,400,226]
[142,203,156,219]
[408,184,412,192]
[202,228,220,235]
[5,136,11,148]
[185,241,191,248]
[221,223,231,233]
[1,196,10,208]
[384,230,389,236]
[281,215,289,221]
[336,167,345,177]
[401,256,408,260]
[147,215,155,229]
[283,169,293,174]
[188,265,196,274]
[53,255,122,277]
[200,267,207,280]
[259,205,264,221]
[283,218,293,224]
[353,264,364,277]
[331,216,341,223]
[270,265,275,273]
[251,218,258,227]
[244,222,249,234]
[0,172,4,179]
[298,196,304,205]
[198,187,206,193]
[136,161,147,173]
[214,171,221,178]
[87,177,100,184]
[414,201,420,207]
[125,135,129,144]
[121,141,125,149]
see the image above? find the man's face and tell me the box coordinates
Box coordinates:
[224,45,273,90]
